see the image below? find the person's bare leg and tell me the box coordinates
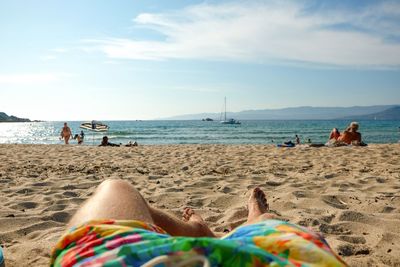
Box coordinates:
[245,187,275,224]
[182,208,215,237]
[148,207,215,237]
[68,179,154,228]
[68,179,215,237]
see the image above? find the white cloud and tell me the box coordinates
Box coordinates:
[84,1,400,67]
[0,73,71,85]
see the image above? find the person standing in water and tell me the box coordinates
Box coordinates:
[60,122,72,144]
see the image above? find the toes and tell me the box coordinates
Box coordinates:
[185,207,194,216]
[258,189,265,198]
[254,188,269,210]
[182,207,194,221]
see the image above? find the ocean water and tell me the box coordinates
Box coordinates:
[0,120,399,145]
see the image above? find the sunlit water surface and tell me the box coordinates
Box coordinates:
[0,120,399,145]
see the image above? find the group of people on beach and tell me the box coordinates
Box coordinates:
[284,121,364,147]
[62,121,365,147]
[60,123,137,146]
[99,136,138,147]
[327,121,365,146]
[60,122,85,145]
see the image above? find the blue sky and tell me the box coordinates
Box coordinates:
[0,0,399,120]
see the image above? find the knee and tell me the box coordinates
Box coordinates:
[97,179,134,193]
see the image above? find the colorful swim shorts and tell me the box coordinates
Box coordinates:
[51,219,347,266]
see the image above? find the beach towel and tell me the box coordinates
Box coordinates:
[51,219,347,267]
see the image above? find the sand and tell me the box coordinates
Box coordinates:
[0,143,399,266]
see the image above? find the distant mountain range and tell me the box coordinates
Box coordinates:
[0,112,31,122]
[340,106,400,120]
[164,105,400,120]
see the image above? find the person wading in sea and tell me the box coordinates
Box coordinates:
[60,122,72,144]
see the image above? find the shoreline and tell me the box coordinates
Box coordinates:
[0,143,399,266]
[1,120,399,145]
[0,142,399,146]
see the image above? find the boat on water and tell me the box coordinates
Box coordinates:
[222,118,240,124]
[202,118,214,121]
[80,120,109,132]
[220,97,241,125]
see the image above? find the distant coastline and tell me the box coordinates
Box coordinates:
[162,105,400,121]
[0,112,31,122]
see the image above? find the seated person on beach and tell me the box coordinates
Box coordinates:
[295,134,300,145]
[99,136,120,147]
[50,181,346,266]
[279,140,295,147]
[329,128,340,140]
[338,122,362,145]
[73,134,83,145]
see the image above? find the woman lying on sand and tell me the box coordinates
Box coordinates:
[50,180,347,266]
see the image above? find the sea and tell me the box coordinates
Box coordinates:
[0,120,399,145]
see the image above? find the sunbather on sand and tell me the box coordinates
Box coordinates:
[338,122,362,145]
[51,180,347,266]
[99,136,120,147]
[329,128,341,141]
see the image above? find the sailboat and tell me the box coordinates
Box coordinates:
[220,97,241,125]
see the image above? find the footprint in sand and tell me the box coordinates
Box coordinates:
[61,185,77,190]
[43,204,67,212]
[292,190,316,198]
[10,201,38,210]
[381,206,396,213]
[338,235,366,244]
[321,195,348,209]
[319,223,352,235]
[319,214,335,224]
[62,191,79,198]
[337,243,371,256]
[338,210,376,224]
[297,218,320,227]
[47,211,71,223]
[265,179,285,187]
[15,188,35,195]
[31,181,53,187]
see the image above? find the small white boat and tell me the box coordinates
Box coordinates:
[220,97,241,125]
[221,118,241,125]
[80,120,109,132]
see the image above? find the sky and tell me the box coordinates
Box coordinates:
[0,0,400,120]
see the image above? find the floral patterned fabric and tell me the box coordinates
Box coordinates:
[51,219,346,267]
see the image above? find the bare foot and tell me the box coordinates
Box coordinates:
[182,208,215,237]
[247,187,270,223]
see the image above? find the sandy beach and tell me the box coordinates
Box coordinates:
[0,143,399,266]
